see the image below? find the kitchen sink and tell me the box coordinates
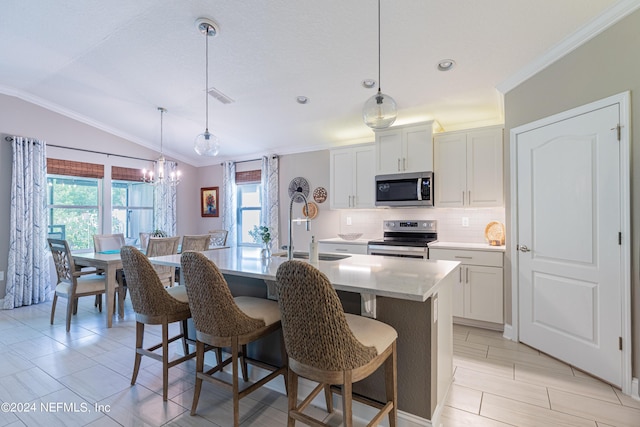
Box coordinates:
[275,251,351,261]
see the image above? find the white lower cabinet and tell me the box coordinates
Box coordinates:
[318,241,368,255]
[429,248,503,324]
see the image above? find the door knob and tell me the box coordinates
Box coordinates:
[517,245,530,252]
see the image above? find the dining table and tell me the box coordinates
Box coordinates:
[71,250,124,328]
[71,245,230,328]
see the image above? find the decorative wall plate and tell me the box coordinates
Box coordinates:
[288,177,310,203]
[485,221,505,246]
[302,202,318,220]
[313,187,327,203]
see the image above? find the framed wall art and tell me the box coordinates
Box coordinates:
[201,187,219,217]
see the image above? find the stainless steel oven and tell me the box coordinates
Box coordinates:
[367,220,437,260]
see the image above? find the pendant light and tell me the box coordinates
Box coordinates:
[142,107,181,186]
[363,0,397,129]
[194,17,221,156]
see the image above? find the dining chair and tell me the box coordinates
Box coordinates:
[48,238,107,332]
[180,251,287,426]
[120,246,195,401]
[93,233,125,252]
[208,229,228,247]
[146,236,180,287]
[93,233,128,307]
[276,260,398,427]
[139,232,151,252]
[181,234,211,252]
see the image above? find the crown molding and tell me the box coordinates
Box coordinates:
[496,0,640,94]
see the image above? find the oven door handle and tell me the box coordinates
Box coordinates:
[367,245,428,255]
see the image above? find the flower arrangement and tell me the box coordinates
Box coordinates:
[248,225,271,245]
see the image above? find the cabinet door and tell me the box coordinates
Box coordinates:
[434,133,466,207]
[353,145,375,208]
[375,129,403,173]
[467,128,503,206]
[329,149,354,209]
[403,124,433,172]
[464,265,503,323]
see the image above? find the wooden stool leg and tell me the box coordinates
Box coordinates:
[191,341,205,415]
[240,344,249,381]
[386,341,398,427]
[324,384,333,413]
[131,322,144,385]
[287,368,298,427]
[342,371,353,427]
[162,322,169,401]
[232,337,240,427]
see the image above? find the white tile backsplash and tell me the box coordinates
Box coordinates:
[338,207,505,243]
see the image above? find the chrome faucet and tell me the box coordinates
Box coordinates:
[288,191,310,260]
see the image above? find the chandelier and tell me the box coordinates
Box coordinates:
[194,17,221,156]
[362,0,397,129]
[142,107,181,186]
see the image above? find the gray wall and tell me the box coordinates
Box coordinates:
[504,9,640,380]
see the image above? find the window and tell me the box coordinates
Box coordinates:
[47,175,100,250]
[237,183,262,246]
[112,180,154,244]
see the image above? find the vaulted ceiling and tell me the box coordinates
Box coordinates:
[1,0,633,166]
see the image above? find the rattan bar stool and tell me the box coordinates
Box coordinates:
[180,251,287,427]
[276,260,398,427]
[120,246,195,401]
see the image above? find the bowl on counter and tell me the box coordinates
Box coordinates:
[337,233,363,241]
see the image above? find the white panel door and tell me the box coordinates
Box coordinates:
[517,103,622,386]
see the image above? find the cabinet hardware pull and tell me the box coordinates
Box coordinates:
[459,267,462,282]
[466,268,469,283]
[462,191,465,205]
[455,256,473,259]
[468,190,471,204]
[397,158,401,171]
[335,248,348,252]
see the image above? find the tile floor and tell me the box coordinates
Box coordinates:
[0,296,638,426]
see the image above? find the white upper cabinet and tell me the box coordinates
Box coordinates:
[330,144,375,209]
[375,121,437,174]
[434,126,503,207]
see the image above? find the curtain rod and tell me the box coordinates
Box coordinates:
[220,154,278,166]
[5,136,160,163]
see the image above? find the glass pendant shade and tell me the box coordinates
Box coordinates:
[363,89,397,129]
[194,129,220,156]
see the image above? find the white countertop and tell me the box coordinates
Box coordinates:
[429,241,506,252]
[150,247,459,302]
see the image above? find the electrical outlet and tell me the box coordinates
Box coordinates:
[0,271,4,281]
[346,216,352,226]
[462,217,469,227]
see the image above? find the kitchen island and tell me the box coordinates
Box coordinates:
[149,247,459,425]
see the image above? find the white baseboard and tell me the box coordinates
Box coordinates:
[502,323,514,341]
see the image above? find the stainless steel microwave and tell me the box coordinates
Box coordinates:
[375,171,434,207]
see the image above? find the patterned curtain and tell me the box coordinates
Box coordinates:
[5,137,49,309]
[153,160,177,236]
[260,155,279,249]
[222,161,237,247]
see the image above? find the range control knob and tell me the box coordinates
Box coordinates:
[386,222,394,228]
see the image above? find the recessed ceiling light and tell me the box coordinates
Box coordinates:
[296,96,309,104]
[437,59,456,71]
[362,79,376,89]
